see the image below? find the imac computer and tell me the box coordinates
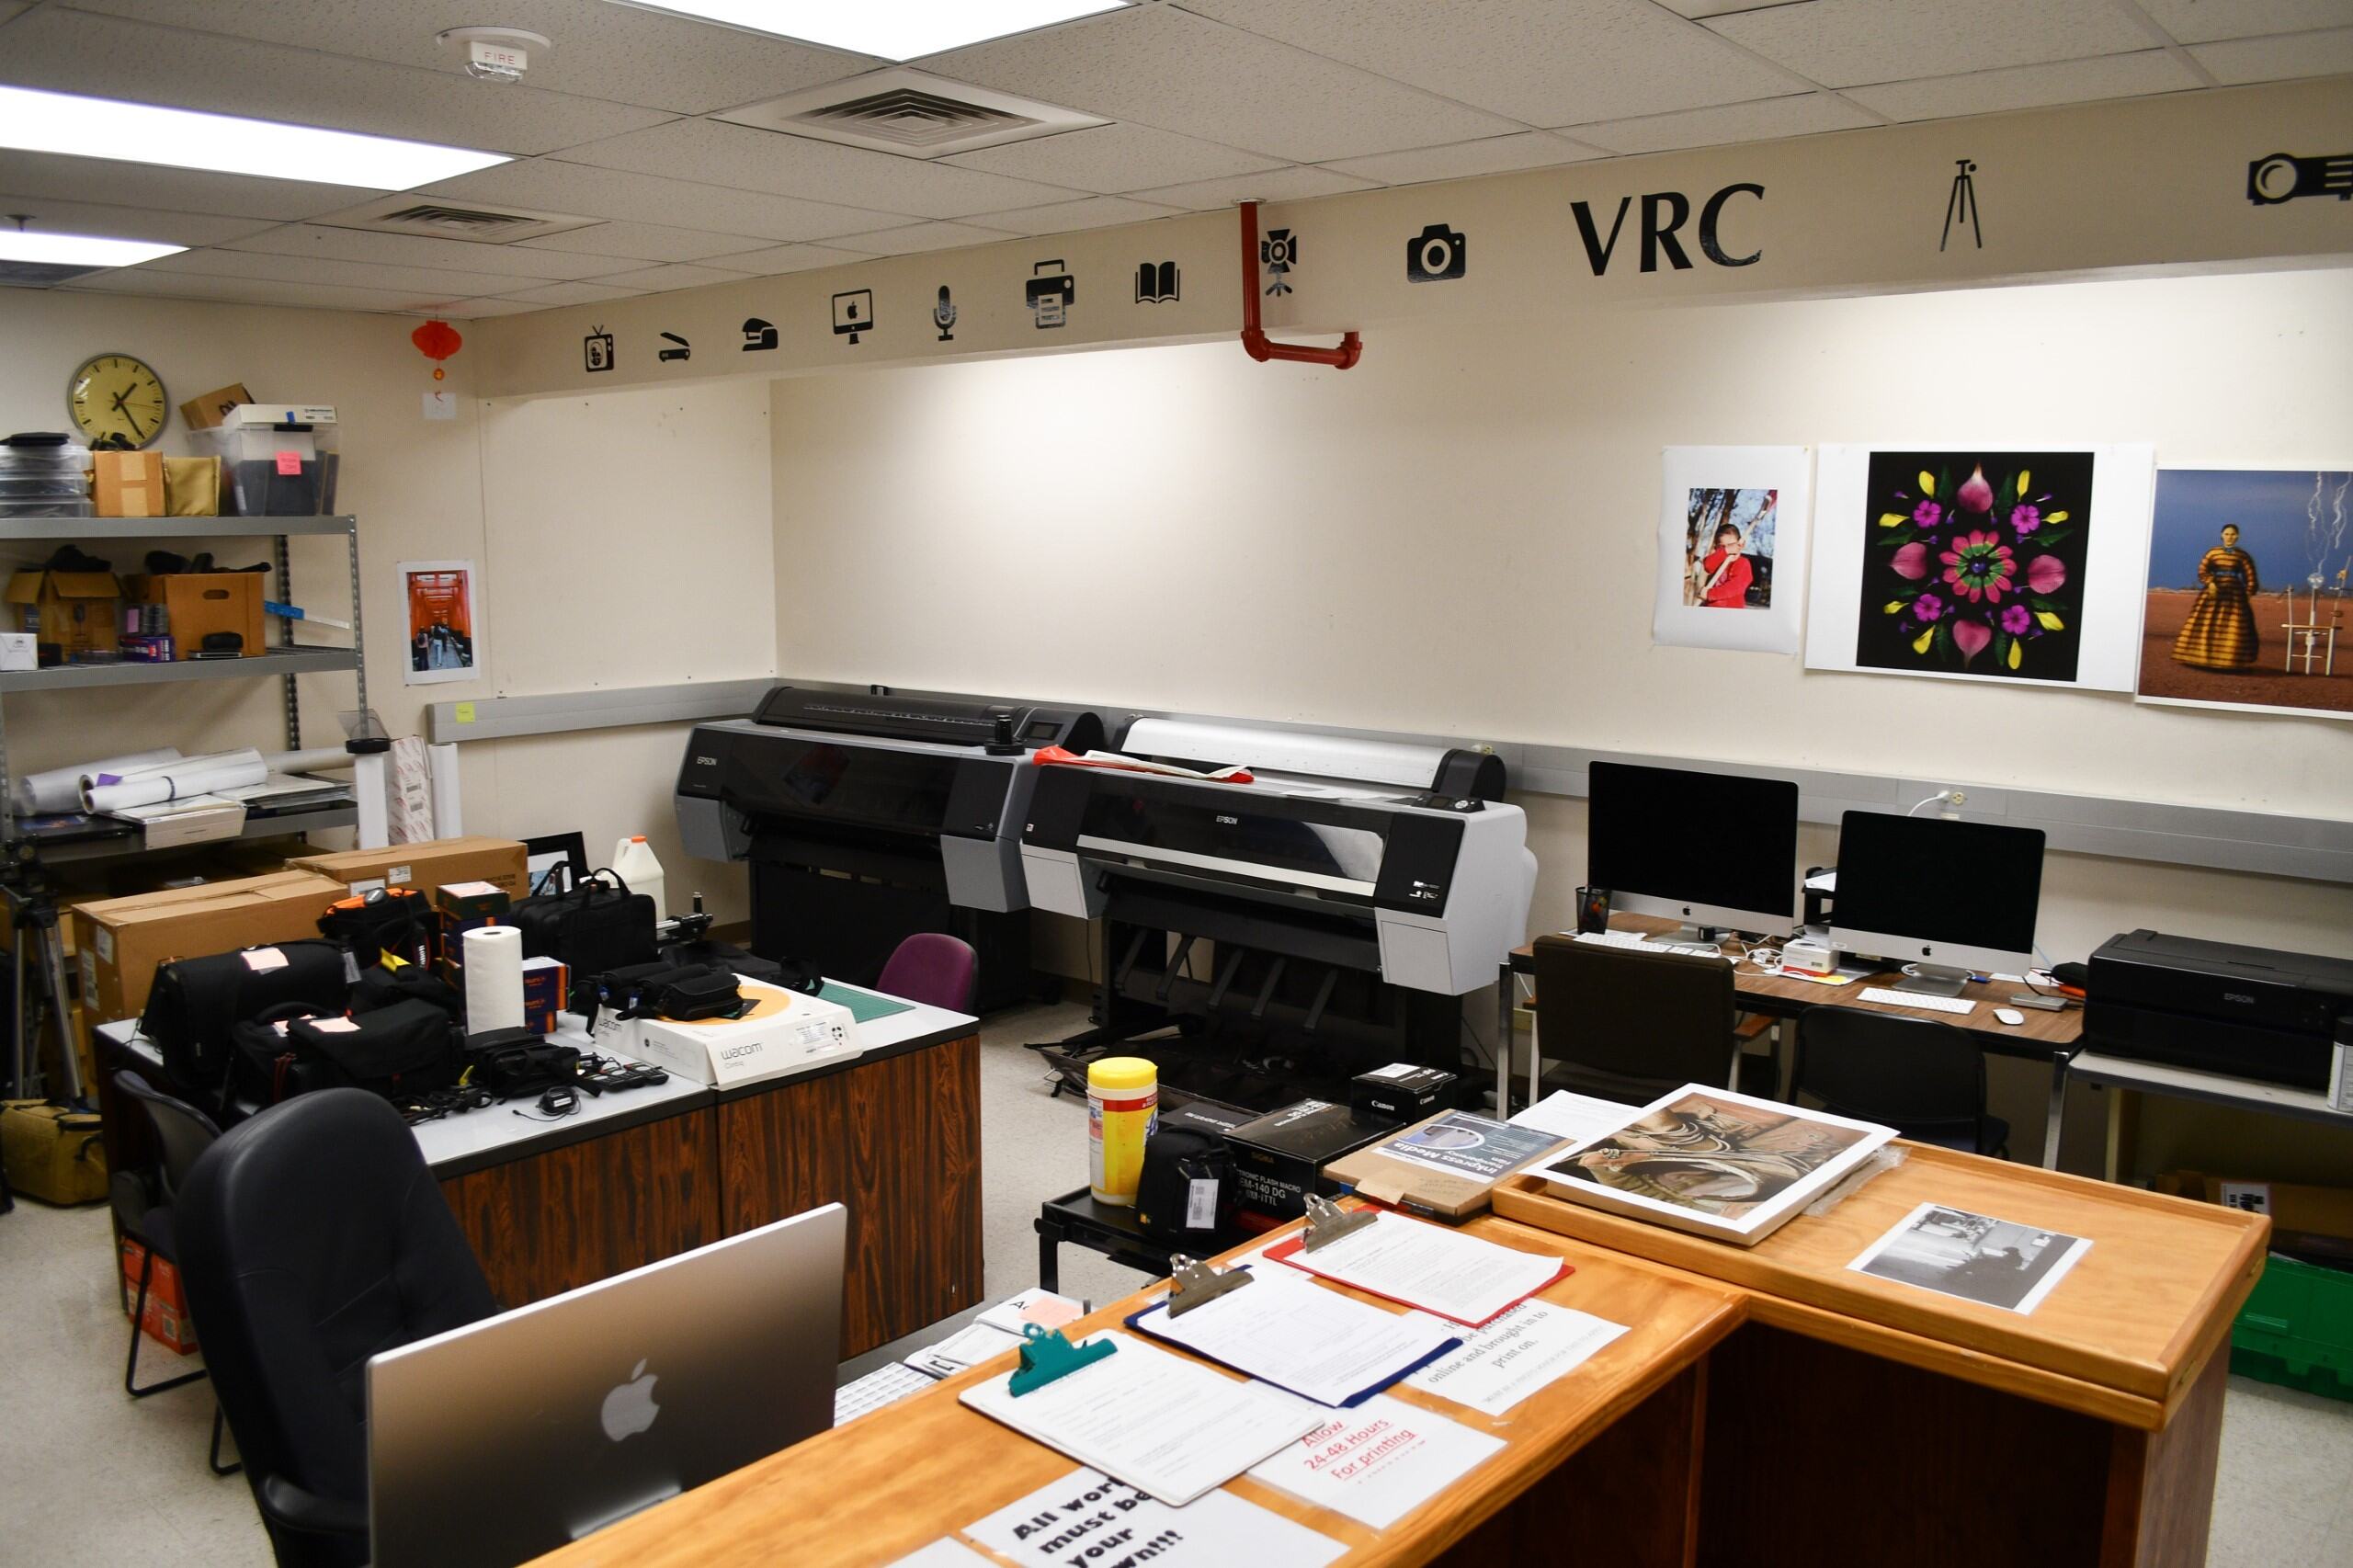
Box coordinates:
[1831,811,2045,996]
[1586,761,1801,943]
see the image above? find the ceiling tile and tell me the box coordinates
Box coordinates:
[1705,0,2153,87]
[1565,93,1876,155]
[695,243,871,277]
[418,159,903,244]
[1322,131,1603,186]
[132,246,529,297]
[1127,163,1378,211]
[493,280,649,307]
[513,221,776,263]
[420,296,545,318]
[550,119,1079,222]
[222,222,647,280]
[926,4,1521,163]
[0,8,671,156]
[942,121,1283,193]
[0,150,371,221]
[67,267,454,312]
[1846,51,2200,121]
[0,192,278,246]
[2188,26,2353,81]
[580,262,756,292]
[1651,0,1809,14]
[961,195,1184,235]
[0,4,28,23]
[1181,0,1802,127]
[2133,0,2353,43]
[65,0,882,115]
[823,222,1022,256]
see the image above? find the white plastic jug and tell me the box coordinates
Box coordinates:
[612,835,666,921]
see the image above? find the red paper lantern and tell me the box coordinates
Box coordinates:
[410,319,463,381]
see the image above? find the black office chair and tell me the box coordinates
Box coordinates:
[111,1069,238,1475]
[176,1088,497,1568]
[1790,1005,2010,1157]
[1530,935,1773,1104]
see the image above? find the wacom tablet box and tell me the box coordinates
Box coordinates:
[1225,1098,1389,1227]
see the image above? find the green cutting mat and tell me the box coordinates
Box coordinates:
[818,982,916,1023]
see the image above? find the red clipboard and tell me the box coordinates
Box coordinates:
[1261,1228,1571,1327]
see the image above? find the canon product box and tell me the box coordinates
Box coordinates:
[624,977,860,1089]
[1224,1097,1391,1227]
[1348,1062,1458,1125]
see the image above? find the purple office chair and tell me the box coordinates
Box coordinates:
[874,933,978,1012]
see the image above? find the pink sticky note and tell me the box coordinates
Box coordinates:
[275,450,302,475]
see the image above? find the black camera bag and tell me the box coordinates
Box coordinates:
[1133,1127,1237,1244]
[466,1028,583,1098]
[226,1001,336,1111]
[140,938,350,1091]
[619,962,742,1022]
[317,886,438,970]
[284,1000,460,1101]
[350,960,463,1020]
[510,869,656,979]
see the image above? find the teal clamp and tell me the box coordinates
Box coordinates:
[1007,1324,1115,1397]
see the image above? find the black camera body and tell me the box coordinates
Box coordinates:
[1406,222,1467,282]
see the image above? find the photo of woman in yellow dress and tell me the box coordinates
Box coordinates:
[2171,524,2260,670]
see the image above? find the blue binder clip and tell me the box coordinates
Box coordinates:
[1008,1324,1115,1397]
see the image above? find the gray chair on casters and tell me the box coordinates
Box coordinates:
[1529,935,1771,1105]
[112,1068,238,1476]
[176,1088,496,1568]
[1790,1004,2010,1157]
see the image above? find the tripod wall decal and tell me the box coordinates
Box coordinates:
[1942,158,1984,252]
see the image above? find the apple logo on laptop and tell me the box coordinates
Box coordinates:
[600,1358,661,1442]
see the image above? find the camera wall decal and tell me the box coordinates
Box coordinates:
[1407,222,1467,283]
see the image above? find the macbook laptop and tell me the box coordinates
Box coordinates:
[368,1202,845,1568]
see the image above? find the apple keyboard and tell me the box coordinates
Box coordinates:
[833,1361,938,1426]
[1571,930,1726,960]
[1858,986,1976,1016]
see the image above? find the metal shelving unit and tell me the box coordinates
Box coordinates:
[0,513,369,861]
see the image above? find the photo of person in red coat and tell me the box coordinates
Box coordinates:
[1695,521,1754,608]
[1680,487,1775,611]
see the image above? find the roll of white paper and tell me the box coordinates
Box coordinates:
[428,742,464,838]
[266,747,356,776]
[82,749,268,813]
[1121,718,1456,790]
[462,925,526,1036]
[15,748,180,814]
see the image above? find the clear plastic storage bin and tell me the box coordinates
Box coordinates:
[189,422,340,517]
[0,437,92,517]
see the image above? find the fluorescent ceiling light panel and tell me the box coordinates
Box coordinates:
[0,86,509,190]
[617,1,1126,60]
[0,230,186,267]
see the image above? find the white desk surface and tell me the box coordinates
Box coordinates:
[2068,1049,2353,1128]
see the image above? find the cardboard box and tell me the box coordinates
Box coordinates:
[119,1238,199,1356]
[2156,1170,2353,1259]
[435,880,510,922]
[1349,1062,1458,1126]
[5,569,121,661]
[1324,1110,1573,1221]
[521,955,566,1035]
[91,450,166,518]
[127,572,265,660]
[290,836,529,902]
[625,978,859,1088]
[162,455,220,517]
[177,382,252,431]
[1224,1098,1391,1227]
[73,869,343,1028]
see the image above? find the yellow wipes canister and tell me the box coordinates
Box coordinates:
[1087,1056,1158,1206]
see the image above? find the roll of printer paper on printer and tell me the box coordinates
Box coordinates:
[81,749,268,813]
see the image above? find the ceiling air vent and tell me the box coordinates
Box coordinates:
[717,67,1107,159]
[0,258,106,288]
[309,194,602,244]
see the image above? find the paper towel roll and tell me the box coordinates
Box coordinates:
[16,748,180,814]
[462,925,526,1036]
[82,749,267,813]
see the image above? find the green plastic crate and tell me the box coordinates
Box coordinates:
[2230,1253,2353,1403]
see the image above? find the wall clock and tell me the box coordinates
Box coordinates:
[67,353,168,449]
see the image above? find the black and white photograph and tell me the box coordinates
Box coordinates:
[1847,1202,2093,1315]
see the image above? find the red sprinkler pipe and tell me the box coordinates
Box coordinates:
[1237,200,1361,369]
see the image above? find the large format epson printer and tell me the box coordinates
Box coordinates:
[676,684,1106,1011]
[1021,718,1538,1102]
[2086,929,2353,1090]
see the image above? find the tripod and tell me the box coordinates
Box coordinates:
[1941,159,1982,252]
[4,842,90,1113]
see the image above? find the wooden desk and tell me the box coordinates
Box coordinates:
[527,1146,2258,1568]
[1505,919,2086,1165]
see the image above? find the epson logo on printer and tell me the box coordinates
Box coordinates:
[694,756,718,767]
[1217,815,1239,825]
[2223,992,2256,1006]
[717,1042,766,1062]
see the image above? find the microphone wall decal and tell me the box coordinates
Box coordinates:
[933,285,958,342]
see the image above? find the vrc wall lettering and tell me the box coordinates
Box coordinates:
[1571,182,1764,274]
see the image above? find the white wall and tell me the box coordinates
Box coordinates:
[0,289,770,918]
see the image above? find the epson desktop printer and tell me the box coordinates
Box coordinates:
[2086,929,2353,1090]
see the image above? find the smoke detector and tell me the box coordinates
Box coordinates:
[436,27,553,83]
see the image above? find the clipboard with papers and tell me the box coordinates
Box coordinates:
[1124,1263,1461,1408]
[1263,1210,1570,1327]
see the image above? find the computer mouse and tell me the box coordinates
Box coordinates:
[1994,1007,2026,1026]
